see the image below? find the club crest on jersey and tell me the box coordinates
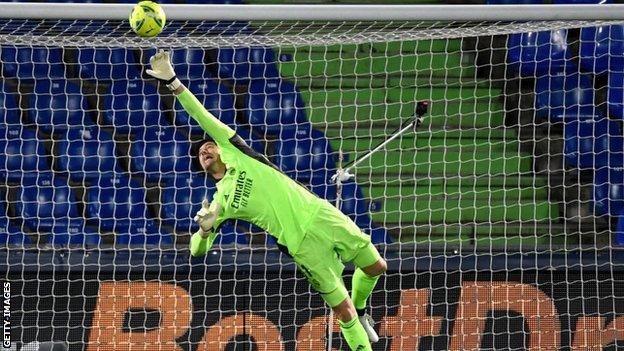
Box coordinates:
[229,168,236,176]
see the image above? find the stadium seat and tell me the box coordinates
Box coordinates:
[216,47,280,82]
[85,173,172,246]
[507,29,572,77]
[0,200,31,247]
[534,72,596,120]
[0,46,65,79]
[580,25,624,75]
[247,79,308,135]
[159,174,216,232]
[102,80,167,132]
[234,125,267,155]
[564,118,624,169]
[74,48,141,80]
[0,81,21,125]
[170,48,209,80]
[594,167,624,217]
[273,126,337,183]
[0,127,51,181]
[129,127,193,182]
[15,173,99,246]
[608,71,624,120]
[175,79,237,134]
[26,79,96,133]
[54,127,122,181]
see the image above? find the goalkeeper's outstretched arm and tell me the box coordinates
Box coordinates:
[146,50,235,145]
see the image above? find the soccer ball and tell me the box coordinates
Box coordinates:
[129,1,166,37]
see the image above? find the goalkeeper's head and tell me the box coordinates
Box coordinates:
[194,138,225,177]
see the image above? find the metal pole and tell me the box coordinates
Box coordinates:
[1,4,624,21]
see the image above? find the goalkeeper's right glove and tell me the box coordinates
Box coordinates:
[145,49,182,91]
[190,200,222,257]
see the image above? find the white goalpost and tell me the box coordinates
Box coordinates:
[1,4,624,351]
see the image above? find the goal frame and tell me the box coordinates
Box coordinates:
[0,3,624,21]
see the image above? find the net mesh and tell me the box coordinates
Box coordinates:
[1,15,623,350]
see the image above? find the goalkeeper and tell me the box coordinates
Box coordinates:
[147,50,386,351]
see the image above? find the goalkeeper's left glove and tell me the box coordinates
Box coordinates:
[190,200,222,257]
[193,199,222,236]
[145,49,182,91]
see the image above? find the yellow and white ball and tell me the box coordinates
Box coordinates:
[129,1,166,38]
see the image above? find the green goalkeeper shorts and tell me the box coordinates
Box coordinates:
[292,202,382,308]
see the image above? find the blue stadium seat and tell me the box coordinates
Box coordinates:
[27,79,95,133]
[507,29,572,77]
[0,200,31,247]
[74,48,141,80]
[175,79,237,134]
[608,71,624,120]
[216,220,249,245]
[580,25,624,75]
[564,118,624,169]
[274,126,337,183]
[216,47,280,82]
[129,127,193,182]
[247,79,308,135]
[234,126,267,155]
[594,167,624,218]
[55,127,122,181]
[535,72,596,121]
[86,173,172,246]
[0,46,65,79]
[159,174,215,232]
[102,80,166,132]
[15,173,99,246]
[0,81,21,125]
[170,48,209,80]
[0,127,51,181]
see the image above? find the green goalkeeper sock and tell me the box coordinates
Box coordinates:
[351,268,380,311]
[338,315,372,351]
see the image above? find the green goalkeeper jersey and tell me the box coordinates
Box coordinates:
[178,89,325,254]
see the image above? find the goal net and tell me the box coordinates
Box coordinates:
[1,4,624,350]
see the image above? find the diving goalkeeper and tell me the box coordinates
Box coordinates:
[146,50,387,351]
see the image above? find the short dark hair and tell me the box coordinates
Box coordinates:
[191,136,216,171]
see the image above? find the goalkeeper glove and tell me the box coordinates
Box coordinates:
[190,200,222,257]
[193,199,222,235]
[145,49,182,91]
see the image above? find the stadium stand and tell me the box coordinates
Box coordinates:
[102,80,166,132]
[247,78,308,135]
[0,126,51,181]
[26,79,95,133]
[72,48,141,81]
[507,29,571,77]
[85,173,172,246]
[54,126,123,182]
[129,127,193,183]
[1,46,65,79]
[216,47,280,82]
[0,81,21,125]
[564,118,624,169]
[15,172,99,246]
[534,72,596,121]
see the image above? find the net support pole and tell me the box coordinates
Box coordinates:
[331,101,429,186]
